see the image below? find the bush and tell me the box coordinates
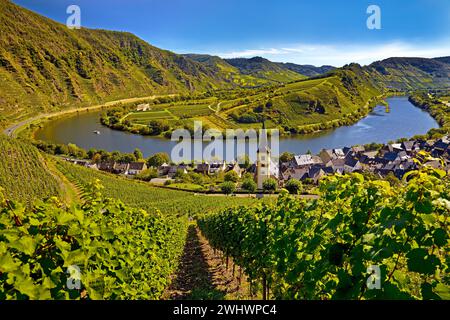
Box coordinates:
[241,179,257,193]
[224,171,239,183]
[135,169,158,182]
[263,178,278,193]
[220,181,236,195]
[188,172,204,185]
[280,152,295,163]
[285,179,303,194]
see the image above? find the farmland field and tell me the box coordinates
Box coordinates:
[126,110,176,124]
[167,104,213,117]
[124,103,214,125]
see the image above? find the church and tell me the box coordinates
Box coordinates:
[255,128,279,190]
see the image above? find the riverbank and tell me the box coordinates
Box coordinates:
[3,94,179,138]
[31,96,440,158]
[97,93,389,139]
[408,93,450,132]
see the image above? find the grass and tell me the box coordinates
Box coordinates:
[167,104,213,117]
[126,110,177,123]
[166,183,207,192]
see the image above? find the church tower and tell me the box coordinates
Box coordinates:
[256,124,271,190]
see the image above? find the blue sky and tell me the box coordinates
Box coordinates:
[13,0,450,66]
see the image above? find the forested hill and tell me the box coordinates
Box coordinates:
[184,54,309,84]
[366,57,450,90]
[0,0,235,124]
[0,0,449,130]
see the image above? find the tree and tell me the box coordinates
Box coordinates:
[280,152,295,163]
[188,172,204,185]
[173,169,186,180]
[147,152,170,167]
[55,144,69,155]
[110,151,121,162]
[133,148,144,161]
[241,179,257,193]
[87,148,98,159]
[148,120,170,135]
[92,153,102,164]
[263,178,277,193]
[221,181,236,195]
[285,179,303,194]
[120,153,137,163]
[67,143,87,159]
[224,171,239,183]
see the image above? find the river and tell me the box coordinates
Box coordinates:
[35,96,439,158]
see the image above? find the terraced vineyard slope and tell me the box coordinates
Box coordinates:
[0,135,61,204]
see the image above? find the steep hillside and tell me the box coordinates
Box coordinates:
[277,63,335,77]
[185,54,335,80]
[0,0,234,127]
[224,57,306,83]
[366,57,450,90]
[1,0,449,132]
[0,135,61,204]
[434,56,450,65]
[182,54,273,87]
[244,63,383,133]
[185,54,306,85]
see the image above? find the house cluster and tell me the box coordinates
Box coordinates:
[156,161,243,178]
[65,159,148,176]
[64,135,450,186]
[65,158,244,178]
[280,136,450,183]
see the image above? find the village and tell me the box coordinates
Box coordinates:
[64,135,450,193]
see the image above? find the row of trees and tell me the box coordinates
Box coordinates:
[34,139,172,169]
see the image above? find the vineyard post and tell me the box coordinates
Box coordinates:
[262,272,267,300]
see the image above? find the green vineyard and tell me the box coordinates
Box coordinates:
[199,169,450,300]
[56,160,267,217]
[0,180,187,299]
[0,136,61,204]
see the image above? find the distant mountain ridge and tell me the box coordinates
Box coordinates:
[0,0,449,129]
[184,54,308,84]
[276,63,335,77]
[224,56,335,79]
[0,0,236,125]
[365,57,450,90]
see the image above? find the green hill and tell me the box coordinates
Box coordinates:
[224,56,307,83]
[276,62,335,77]
[184,54,307,85]
[1,0,449,133]
[221,63,383,133]
[0,135,61,204]
[0,0,235,127]
[366,57,450,90]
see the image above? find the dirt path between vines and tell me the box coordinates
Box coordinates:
[164,225,254,300]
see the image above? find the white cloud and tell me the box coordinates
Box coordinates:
[212,40,450,66]
[218,48,287,58]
